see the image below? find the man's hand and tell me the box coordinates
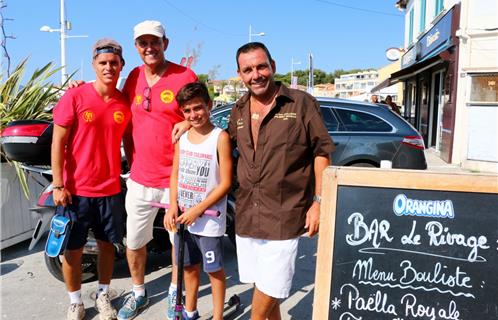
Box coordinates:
[171,120,191,144]
[305,201,320,237]
[68,80,85,89]
[53,188,72,207]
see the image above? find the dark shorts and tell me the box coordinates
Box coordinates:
[56,193,125,250]
[174,230,224,273]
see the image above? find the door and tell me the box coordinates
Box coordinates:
[405,81,417,126]
[429,69,445,151]
[418,77,430,147]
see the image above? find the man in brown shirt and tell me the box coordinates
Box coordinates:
[228,42,334,320]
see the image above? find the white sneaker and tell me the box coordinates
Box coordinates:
[67,303,85,320]
[95,293,117,320]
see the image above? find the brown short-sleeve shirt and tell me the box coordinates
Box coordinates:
[228,83,335,240]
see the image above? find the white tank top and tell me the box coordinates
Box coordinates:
[177,127,227,236]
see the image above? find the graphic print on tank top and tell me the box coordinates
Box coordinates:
[177,127,227,236]
[178,149,213,208]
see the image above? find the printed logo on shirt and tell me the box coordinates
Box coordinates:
[274,112,297,120]
[83,111,94,122]
[160,89,175,104]
[237,118,244,130]
[113,111,125,124]
[135,95,143,105]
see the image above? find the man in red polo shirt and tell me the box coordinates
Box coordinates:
[52,38,130,320]
[117,20,198,320]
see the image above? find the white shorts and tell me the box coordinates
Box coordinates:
[236,235,299,299]
[125,178,172,250]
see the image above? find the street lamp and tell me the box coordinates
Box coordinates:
[249,25,265,42]
[40,0,87,84]
[290,58,301,89]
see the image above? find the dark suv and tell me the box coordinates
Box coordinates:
[211,97,427,169]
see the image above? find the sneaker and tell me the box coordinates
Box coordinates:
[182,310,200,320]
[117,292,149,320]
[67,303,85,320]
[166,289,177,320]
[95,293,118,320]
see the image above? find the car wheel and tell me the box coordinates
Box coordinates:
[44,253,97,283]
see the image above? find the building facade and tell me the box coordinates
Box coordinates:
[313,83,336,97]
[371,61,404,105]
[334,70,379,99]
[392,0,461,163]
[393,0,497,172]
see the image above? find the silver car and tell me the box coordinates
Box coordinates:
[211,98,427,170]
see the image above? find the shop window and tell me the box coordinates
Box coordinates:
[435,0,444,17]
[419,0,426,33]
[408,9,414,44]
[469,74,498,104]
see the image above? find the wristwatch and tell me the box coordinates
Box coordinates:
[313,195,322,204]
[52,185,64,190]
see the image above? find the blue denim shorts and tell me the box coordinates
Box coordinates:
[174,230,224,273]
[56,193,125,250]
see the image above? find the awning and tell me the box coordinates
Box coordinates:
[390,55,442,82]
[370,78,391,93]
[390,41,453,83]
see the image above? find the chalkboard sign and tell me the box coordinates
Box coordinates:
[313,167,498,320]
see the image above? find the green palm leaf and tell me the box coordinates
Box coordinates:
[1,58,69,198]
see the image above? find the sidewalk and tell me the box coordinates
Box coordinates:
[424,148,468,173]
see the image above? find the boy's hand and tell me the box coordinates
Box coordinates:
[164,208,178,232]
[176,207,203,226]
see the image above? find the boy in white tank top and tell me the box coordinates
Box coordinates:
[164,82,233,320]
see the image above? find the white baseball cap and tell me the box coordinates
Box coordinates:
[133,20,165,40]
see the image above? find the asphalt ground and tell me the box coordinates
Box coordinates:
[0,234,317,319]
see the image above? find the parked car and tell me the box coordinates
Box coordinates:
[210,97,427,169]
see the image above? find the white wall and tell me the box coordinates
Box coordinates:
[467,107,498,162]
[454,0,498,173]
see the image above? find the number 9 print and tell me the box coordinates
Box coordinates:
[205,250,215,264]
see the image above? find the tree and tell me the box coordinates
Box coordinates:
[274,73,290,85]
[1,58,65,198]
[197,73,209,84]
[184,42,203,68]
[208,64,221,81]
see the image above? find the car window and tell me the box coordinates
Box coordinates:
[211,108,231,129]
[319,106,340,131]
[334,108,392,132]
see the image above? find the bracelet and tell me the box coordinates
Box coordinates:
[313,195,322,204]
[53,185,64,190]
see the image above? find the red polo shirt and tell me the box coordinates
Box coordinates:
[123,62,197,188]
[53,83,130,197]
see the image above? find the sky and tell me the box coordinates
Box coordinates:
[3,0,405,84]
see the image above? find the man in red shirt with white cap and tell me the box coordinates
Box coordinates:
[117,20,198,320]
